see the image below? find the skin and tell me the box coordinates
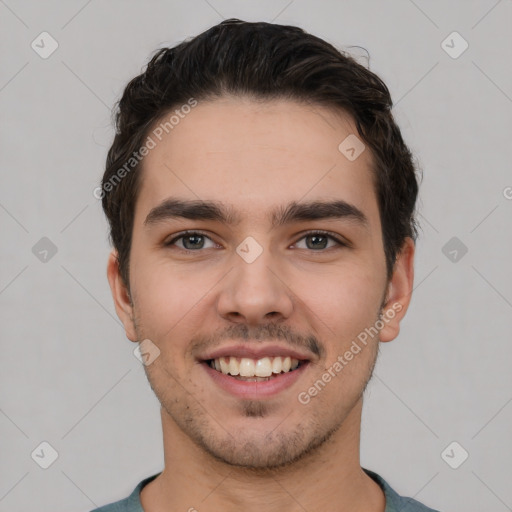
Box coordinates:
[107,96,415,512]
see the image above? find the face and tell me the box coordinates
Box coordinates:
[108,96,414,469]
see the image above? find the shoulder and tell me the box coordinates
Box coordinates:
[363,468,442,512]
[88,494,139,512]
[88,473,161,512]
[89,503,126,512]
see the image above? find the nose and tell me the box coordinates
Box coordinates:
[216,246,294,326]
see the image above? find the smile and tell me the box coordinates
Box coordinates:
[201,357,310,400]
[207,356,302,381]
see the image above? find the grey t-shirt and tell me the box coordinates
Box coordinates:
[90,468,440,511]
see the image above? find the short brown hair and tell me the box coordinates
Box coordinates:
[101,19,420,289]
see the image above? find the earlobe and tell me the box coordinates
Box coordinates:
[378,237,415,343]
[106,250,138,342]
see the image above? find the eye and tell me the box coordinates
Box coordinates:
[293,231,347,251]
[164,230,348,253]
[164,231,217,251]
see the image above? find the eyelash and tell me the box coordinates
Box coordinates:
[164,230,348,253]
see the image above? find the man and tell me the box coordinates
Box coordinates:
[93,18,440,512]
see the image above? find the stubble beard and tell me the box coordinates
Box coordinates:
[140,337,380,472]
[130,290,384,471]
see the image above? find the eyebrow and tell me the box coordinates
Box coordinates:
[143,197,369,230]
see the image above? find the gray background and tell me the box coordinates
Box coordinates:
[1,1,511,511]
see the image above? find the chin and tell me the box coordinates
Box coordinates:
[194,419,339,471]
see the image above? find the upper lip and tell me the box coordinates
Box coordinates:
[199,344,313,362]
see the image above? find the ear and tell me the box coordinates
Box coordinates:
[378,237,415,343]
[106,250,138,342]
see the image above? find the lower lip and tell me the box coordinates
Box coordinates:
[201,361,309,400]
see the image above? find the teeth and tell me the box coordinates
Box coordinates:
[255,357,272,377]
[239,358,255,377]
[210,356,301,377]
[219,358,229,374]
[228,357,240,376]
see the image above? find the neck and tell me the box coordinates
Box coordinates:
[140,399,385,512]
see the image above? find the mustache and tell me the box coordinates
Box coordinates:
[189,323,324,359]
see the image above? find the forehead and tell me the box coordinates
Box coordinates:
[134,96,379,228]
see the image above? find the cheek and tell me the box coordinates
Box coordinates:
[297,262,385,342]
[299,268,383,403]
[130,255,221,343]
